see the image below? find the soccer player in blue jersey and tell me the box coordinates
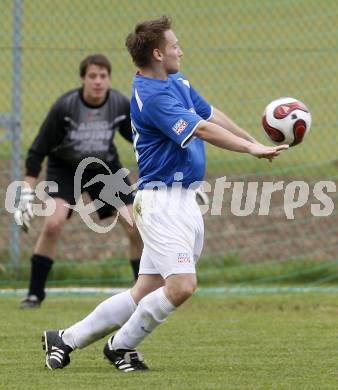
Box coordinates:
[42,16,288,372]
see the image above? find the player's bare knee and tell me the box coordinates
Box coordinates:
[165,278,197,306]
[125,224,141,242]
[180,279,197,299]
[42,218,64,239]
[131,275,164,304]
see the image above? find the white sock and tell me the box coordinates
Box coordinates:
[62,290,136,349]
[112,287,175,350]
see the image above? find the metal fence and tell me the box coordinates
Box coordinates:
[0,0,337,285]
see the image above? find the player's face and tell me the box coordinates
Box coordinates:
[162,30,183,74]
[81,64,110,105]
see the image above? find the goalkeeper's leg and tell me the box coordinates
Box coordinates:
[21,198,69,308]
[118,204,143,280]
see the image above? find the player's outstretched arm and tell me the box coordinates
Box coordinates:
[209,107,260,144]
[194,121,288,159]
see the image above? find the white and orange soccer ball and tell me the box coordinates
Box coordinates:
[262,97,312,147]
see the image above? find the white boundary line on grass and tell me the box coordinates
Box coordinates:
[0,287,127,296]
[2,286,338,297]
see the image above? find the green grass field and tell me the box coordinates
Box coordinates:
[1,292,338,390]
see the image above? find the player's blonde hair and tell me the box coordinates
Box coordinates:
[125,16,172,68]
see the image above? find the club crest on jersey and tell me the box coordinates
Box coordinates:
[177,252,191,264]
[172,119,188,135]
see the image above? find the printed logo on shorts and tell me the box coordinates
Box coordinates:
[172,119,188,135]
[177,252,191,264]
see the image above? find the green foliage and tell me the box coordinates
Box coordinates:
[2,257,338,287]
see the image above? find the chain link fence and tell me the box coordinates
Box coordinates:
[0,0,337,286]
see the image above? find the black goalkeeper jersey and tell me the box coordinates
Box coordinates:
[26,88,133,177]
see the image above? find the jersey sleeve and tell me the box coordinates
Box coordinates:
[190,85,213,120]
[25,100,66,177]
[143,93,205,148]
[117,94,133,143]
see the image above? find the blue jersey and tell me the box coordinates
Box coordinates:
[130,72,212,189]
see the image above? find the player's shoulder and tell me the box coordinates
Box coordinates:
[132,74,173,108]
[52,88,80,110]
[107,88,130,113]
[169,72,186,81]
[169,72,191,88]
[56,88,80,102]
[108,88,128,100]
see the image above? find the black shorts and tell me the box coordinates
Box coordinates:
[46,162,135,220]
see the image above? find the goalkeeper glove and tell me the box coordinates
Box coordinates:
[14,188,35,233]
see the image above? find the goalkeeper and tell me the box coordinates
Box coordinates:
[16,54,143,309]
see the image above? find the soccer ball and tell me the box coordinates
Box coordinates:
[262,97,312,147]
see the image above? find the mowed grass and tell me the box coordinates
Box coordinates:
[1,293,338,390]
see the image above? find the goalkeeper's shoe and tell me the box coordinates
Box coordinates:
[103,336,149,372]
[42,330,73,370]
[20,294,41,309]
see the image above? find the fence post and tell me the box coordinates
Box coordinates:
[10,0,23,275]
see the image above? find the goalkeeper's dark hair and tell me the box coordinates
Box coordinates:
[79,54,111,78]
[125,16,172,68]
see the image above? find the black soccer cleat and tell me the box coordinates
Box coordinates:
[20,294,41,309]
[42,330,72,370]
[103,336,149,372]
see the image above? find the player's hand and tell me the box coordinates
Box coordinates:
[14,188,35,233]
[248,143,289,161]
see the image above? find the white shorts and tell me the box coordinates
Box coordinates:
[133,187,204,279]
